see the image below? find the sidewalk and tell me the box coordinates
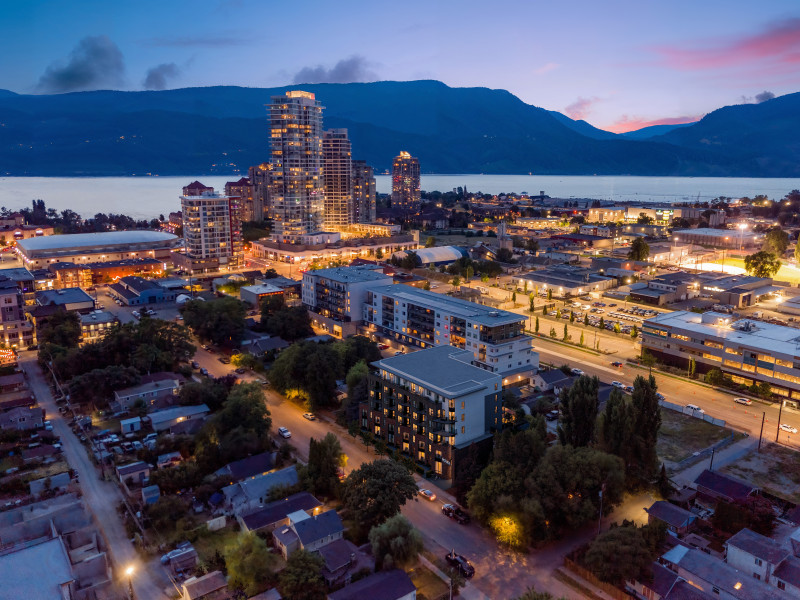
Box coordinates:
[671,436,758,487]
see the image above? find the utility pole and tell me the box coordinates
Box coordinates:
[709,447,716,471]
[758,412,765,452]
[598,484,605,535]
[776,401,784,442]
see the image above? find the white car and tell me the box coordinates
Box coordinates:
[780,424,798,434]
[571,368,585,376]
[611,381,624,389]
[278,427,292,439]
[302,413,316,421]
[733,397,752,406]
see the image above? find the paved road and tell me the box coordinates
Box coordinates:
[19,354,169,600]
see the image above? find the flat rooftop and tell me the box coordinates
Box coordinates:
[645,310,800,356]
[375,346,500,398]
[307,265,390,283]
[367,284,525,326]
[674,227,758,239]
[17,230,177,252]
[0,537,74,599]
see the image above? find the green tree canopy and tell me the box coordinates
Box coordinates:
[368,514,423,570]
[37,309,81,348]
[278,550,326,600]
[341,459,418,531]
[762,227,789,255]
[307,433,344,498]
[558,375,600,447]
[583,522,664,585]
[627,237,650,261]
[744,250,781,278]
[182,296,247,346]
[262,306,313,341]
[224,532,279,597]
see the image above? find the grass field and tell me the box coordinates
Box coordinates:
[657,410,736,463]
[721,443,800,503]
[709,257,800,285]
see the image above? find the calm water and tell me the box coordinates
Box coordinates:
[0,175,798,220]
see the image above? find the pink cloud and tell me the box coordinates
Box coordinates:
[564,96,601,120]
[654,18,800,71]
[606,115,702,134]
[534,62,559,75]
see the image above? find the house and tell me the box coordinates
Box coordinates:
[0,373,27,394]
[22,444,58,464]
[772,555,800,597]
[114,377,182,410]
[142,485,160,505]
[29,472,71,498]
[214,451,276,484]
[318,538,374,587]
[168,545,199,575]
[120,416,142,434]
[221,465,299,515]
[645,501,698,536]
[148,404,209,432]
[0,406,44,430]
[327,569,416,600]
[181,570,228,600]
[694,470,758,505]
[245,335,289,357]
[725,528,790,585]
[273,509,344,559]
[531,369,575,394]
[157,451,183,469]
[664,580,717,599]
[240,283,284,307]
[80,310,119,344]
[628,562,679,600]
[238,492,322,534]
[116,461,151,485]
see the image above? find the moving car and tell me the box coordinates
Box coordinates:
[442,504,471,524]
[278,427,292,439]
[780,424,798,434]
[685,404,704,414]
[302,413,316,421]
[611,381,624,389]
[418,489,436,502]
[445,551,475,578]
[611,361,623,368]
[733,397,752,406]
[571,368,584,376]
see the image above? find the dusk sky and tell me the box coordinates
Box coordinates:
[2,0,799,132]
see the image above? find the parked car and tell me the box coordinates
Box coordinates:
[442,504,471,524]
[733,397,752,406]
[611,381,623,389]
[623,385,634,394]
[218,357,231,364]
[191,361,200,369]
[278,427,292,439]
[234,367,246,374]
[418,489,436,502]
[445,552,475,578]
[545,409,559,421]
[685,404,704,414]
[302,413,316,421]
[571,368,584,376]
[611,361,623,368]
[780,424,798,434]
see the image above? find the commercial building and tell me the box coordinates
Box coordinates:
[642,311,800,401]
[302,265,393,337]
[363,284,537,383]
[239,283,284,308]
[352,160,376,223]
[512,265,617,298]
[322,129,353,230]
[108,276,177,306]
[674,227,759,249]
[178,181,243,273]
[586,206,627,223]
[48,258,164,289]
[268,91,325,240]
[79,310,118,345]
[251,234,417,266]
[392,246,468,266]
[391,151,420,213]
[362,346,502,479]
[15,231,179,270]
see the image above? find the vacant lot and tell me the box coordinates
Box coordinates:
[721,443,800,503]
[409,563,448,600]
[657,410,735,463]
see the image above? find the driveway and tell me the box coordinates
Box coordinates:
[19,354,170,599]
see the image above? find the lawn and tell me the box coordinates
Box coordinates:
[657,410,736,463]
[408,563,449,600]
[721,443,800,503]
[709,257,800,285]
[191,525,242,565]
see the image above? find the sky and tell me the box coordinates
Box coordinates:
[2,0,799,133]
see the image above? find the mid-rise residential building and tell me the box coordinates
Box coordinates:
[248,163,271,221]
[225,177,256,223]
[322,129,353,230]
[642,311,800,402]
[674,227,759,249]
[179,181,243,273]
[352,160,376,223]
[363,284,537,383]
[302,265,393,337]
[391,151,420,213]
[0,276,34,348]
[362,346,502,479]
[268,91,325,240]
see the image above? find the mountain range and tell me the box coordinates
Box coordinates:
[0,80,798,177]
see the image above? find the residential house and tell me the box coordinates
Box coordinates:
[646,501,698,537]
[116,461,151,487]
[214,451,276,484]
[327,569,416,600]
[113,377,182,411]
[273,509,344,559]
[148,404,209,432]
[0,373,27,394]
[627,562,679,600]
[22,444,59,465]
[120,417,141,434]
[157,451,183,469]
[221,465,299,515]
[79,310,118,344]
[181,570,229,600]
[238,492,322,534]
[142,485,160,506]
[694,470,758,505]
[725,528,790,585]
[772,555,800,596]
[29,472,71,498]
[531,369,575,394]
[318,538,374,587]
[0,406,44,430]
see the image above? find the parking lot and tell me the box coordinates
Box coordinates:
[546,300,660,335]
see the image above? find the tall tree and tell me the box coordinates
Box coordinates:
[307,433,344,498]
[182,296,246,346]
[744,251,781,278]
[341,459,418,531]
[597,388,635,462]
[368,514,423,570]
[762,227,789,255]
[627,237,650,261]
[629,375,662,486]
[278,550,326,600]
[558,375,599,447]
[224,532,279,597]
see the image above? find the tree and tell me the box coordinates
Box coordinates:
[637,213,654,225]
[368,514,423,570]
[583,523,663,585]
[182,296,246,346]
[599,316,604,330]
[178,379,228,412]
[762,227,789,255]
[627,237,650,261]
[513,588,566,600]
[640,348,656,374]
[563,323,568,341]
[584,314,589,326]
[37,309,81,348]
[534,316,539,334]
[262,306,313,341]
[631,324,638,339]
[341,459,418,532]
[613,322,621,334]
[529,295,535,313]
[224,533,279,597]
[425,236,436,248]
[628,375,662,487]
[688,357,696,378]
[465,265,474,283]
[259,293,286,318]
[278,550,326,600]
[579,331,584,346]
[795,242,800,263]
[558,375,599,447]
[705,367,724,386]
[744,251,781,278]
[307,433,344,498]
[597,389,635,461]
[496,247,515,263]
[547,289,553,301]
[569,311,575,323]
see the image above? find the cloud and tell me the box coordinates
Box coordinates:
[534,62,560,75]
[564,96,601,120]
[755,90,776,103]
[143,63,181,90]
[36,36,125,93]
[293,56,378,84]
[607,115,702,134]
[653,18,800,72]
[148,35,246,47]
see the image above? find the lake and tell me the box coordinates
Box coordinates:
[0,175,798,220]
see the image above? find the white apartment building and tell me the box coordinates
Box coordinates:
[180,182,242,272]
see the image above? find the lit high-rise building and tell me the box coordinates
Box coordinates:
[352,160,376,223]
[179,181,242,273]
[322,129,353,230]
[225,177,255,222]
[391,151,420,213]
[268,91,324,241]
[248,163,271,222]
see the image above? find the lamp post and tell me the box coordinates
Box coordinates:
[738,223,747,251]
[125,565,135,600]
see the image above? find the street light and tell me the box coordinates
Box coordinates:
[738,223,747,251]
[125,565,135,600]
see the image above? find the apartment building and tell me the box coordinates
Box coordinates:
[179,181,243,273]
[0,276,34,348]
[322,129,353,230]
[362,346,502,479]
[642,311,800,401]
[391,151,420,213]
[352,160,376,223]
[363,284,537,384]
[302,265,393,337]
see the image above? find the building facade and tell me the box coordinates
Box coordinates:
[352,160,376,223]
[362,346,502,479]
[248,163,271,222]
[0,276,35,348]
[268,91,324,240]
[322,129,353,230]
[225,177,256,223]
[180,181,243,273]
[363,284,537,384]
[391,151,420,213]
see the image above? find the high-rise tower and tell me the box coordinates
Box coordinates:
[322,129,353,230]
[391,151,420,213]
[352,160,376,223]
[180,181,242,272]
[268,91,324,241]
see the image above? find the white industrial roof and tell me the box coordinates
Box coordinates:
[392,246,467,264]
[17,230,177,251]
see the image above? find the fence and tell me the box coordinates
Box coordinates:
[672,431,739,471]
[659,399,726,427]
[563,557,629,600]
